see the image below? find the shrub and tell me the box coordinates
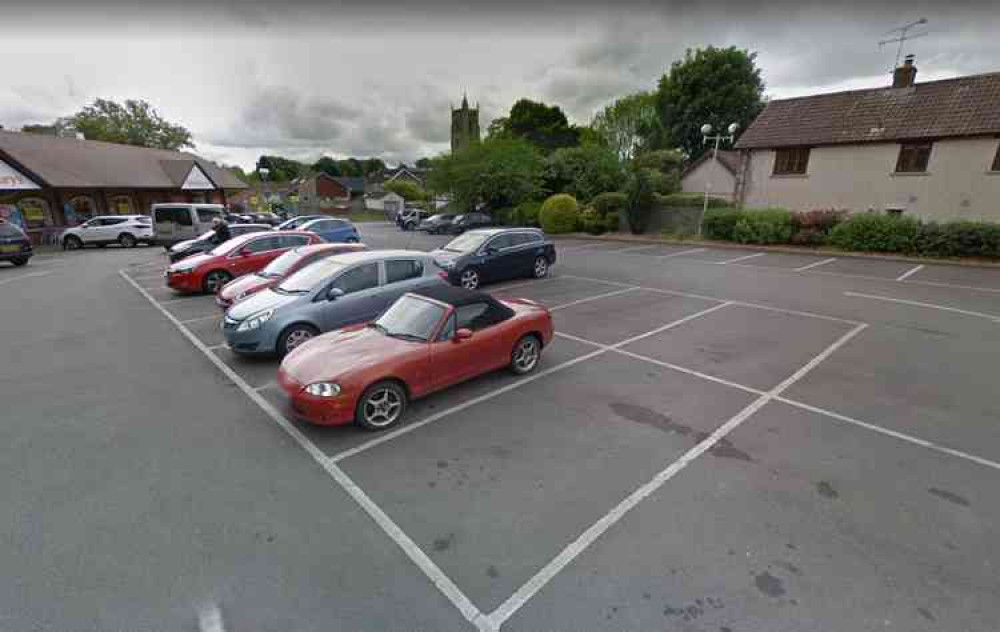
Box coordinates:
[624,169,656,234]
[702,208,745,240]
[656,193,734,209]
[916,221,1000,258]
[604,212,620,232]
[539,194,580,234]
[790,209,847,246]
[592,192,628,217]
[579,211,607,235]
[732,208,794,245]
[513,201,542,227]
[828,213,921,253]
[494,207,516,226]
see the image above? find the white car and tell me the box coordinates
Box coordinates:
[61,215,155,250]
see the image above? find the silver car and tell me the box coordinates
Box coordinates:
[222,250,447,356]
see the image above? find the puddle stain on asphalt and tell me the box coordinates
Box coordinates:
[432,533,455,552]
[609,402,752,461]
[486,565,499,579]
[928,487,970,507]
[771,560,803,576]
[816,481,839,499]
[917,607,936,622]
[662,596,724,623]
[754,571,786,597]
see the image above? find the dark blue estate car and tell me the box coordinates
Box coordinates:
[430,228,556,290]
[0,221,33,266]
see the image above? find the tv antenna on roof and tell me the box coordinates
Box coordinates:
[879,18,929,69]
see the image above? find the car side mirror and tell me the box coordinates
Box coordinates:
[454,328,473,342]
[327,287,345,301]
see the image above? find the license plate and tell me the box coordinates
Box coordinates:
[0,245,18,253]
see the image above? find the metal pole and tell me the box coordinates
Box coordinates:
[697,134,723,238]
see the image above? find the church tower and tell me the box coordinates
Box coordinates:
[450,93,480,152]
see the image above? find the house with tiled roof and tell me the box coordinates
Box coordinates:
[732,56,1000,221]
[681,150,741,202]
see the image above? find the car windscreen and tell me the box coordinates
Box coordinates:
[373,295,447,342]
[261,249,308,278]
[277,258,347,293]
[0,223,25,238]
[441,232,489,253]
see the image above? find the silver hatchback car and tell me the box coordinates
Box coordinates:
[222,250,447,356]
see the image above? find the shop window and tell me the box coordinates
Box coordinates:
[17,198,52,229]
[111,195,133,215]
[66,196,97,225]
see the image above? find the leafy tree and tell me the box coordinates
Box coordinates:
[223,164,250,183]
[312,156,342,177]
[414,157,433,169]
[384,180,426,202]
[491,99,580,151]
[70,98,194,150]
[256,155,306,182]
[543,144,624,202]
[631,149,684,194]
[428,138,543,211]
[362,158,386,175]
[624,167,656,234]
[656,46,764,160]
[591,92,659,162]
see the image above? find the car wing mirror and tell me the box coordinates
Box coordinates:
[327,287,345,301]
[454,328,473,342]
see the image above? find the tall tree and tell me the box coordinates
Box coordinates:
[312,156,342,177]
[492,99,580,151]
[256,155,305,182]
[414,157,433,169]
[543,144,625,201]
[71,98,194,150]
[428,138,543,211]
[656,46,765,160]
[591,92,659,163]
[362,158,386,175]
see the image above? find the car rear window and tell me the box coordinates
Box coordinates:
[0,223,25,237]
[196,208,222,222]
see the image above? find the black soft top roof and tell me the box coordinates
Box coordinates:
[414,285,515,320]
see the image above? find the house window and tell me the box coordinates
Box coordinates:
[895,142,932,173]
[992,142,1000,172]
[773,148,810,175]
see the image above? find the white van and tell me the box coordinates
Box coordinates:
[152,204,225,248]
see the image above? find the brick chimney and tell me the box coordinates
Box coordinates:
[892,54,918,88]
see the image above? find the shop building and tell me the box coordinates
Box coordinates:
[0,130,246,245]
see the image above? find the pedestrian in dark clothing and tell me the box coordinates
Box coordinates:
[211,217,231,245]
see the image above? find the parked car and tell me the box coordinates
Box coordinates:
[166,231,322,294]
[224,212,253,224]
[216,242,368,309]
[60,215,154,250]
[248,212,282,226]
[277,215,326,231]
[298,217,361,243]
[431,228,556,290]
[277,285,554,430]
[221,250,445,357]
[167,223,272,262]
[0,221,32,266]
[396,208,431,231]
[417,213,456,234]
[446,212,493,234]
[153,203,226,248]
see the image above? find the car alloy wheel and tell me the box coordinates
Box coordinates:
[510,335,540,375]
[459,268,480,290]
[118,233,138,248]
[64,236,82,250]
[357,381,407,430]
[533,256,549,278]
[284,327,314,352]
[202,270,232,294]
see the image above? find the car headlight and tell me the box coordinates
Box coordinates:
[172,265,195,274]
[236,308,275,332]
[306,382,341,397]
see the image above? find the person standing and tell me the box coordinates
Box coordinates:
[210,216,231,245]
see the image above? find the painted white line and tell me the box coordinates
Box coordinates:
[811,269,1000,294]
[487,323,868,628]
[557,242,605,252]
[794,257,837,272]
[207,343,227,351]
[487,276,562,294]
[254,380,277,391]
[616,244,661,253]
[158,297,195,305]
[180,313,221,325]
[549,286,640,311]
[331,302,732,464]
[656,247,706,259]
[0,271,51,286]
[609,301,733,347]
[844,291,1000,323]
[774,396,1000,472]
[895,263,925,282]
[119,270,492,632]
[717,252,767,265]
[197,602,225,632]
[130,273,166,282]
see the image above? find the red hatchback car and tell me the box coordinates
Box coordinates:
[215,242,367,309]
[278,285,554,430]
[166,231,322,294]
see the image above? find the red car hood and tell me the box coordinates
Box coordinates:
[280,325,419,386]
[219,274,272,303]
[168,252,215,272]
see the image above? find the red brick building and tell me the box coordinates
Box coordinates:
[0,130,246,244]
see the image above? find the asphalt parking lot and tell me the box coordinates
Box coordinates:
[3,223,999,631]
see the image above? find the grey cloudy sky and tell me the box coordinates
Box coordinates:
[1,0,997,170]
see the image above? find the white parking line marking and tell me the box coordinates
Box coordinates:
[486,323,868,629]
[844,291,1000,323]
[895,263,925,282]
[180,314,220,325]
[119,270,492,632]
[557,243,605,252]
[158,297,194,305]
[487,276,561,294]
[716,252,767,265]
[813,268,1000,294]
[0,271,51,286]
[549,287,640,311]
[330,302,733,464]
[207,343,227,351]
[254,381,277,391]
[197,602,225,632]
[794,257,837,272]
[616,244,661,253]
[130,273,166,282]
[657,247,706,259]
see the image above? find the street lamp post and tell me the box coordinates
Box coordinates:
[696,122,739,237]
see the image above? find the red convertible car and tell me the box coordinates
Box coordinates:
[166,230,322,294]
[215,242,367,309]
[278,285,554,430]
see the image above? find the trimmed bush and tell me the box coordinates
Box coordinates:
[579,212,607,235]
[539,194,580,234]
[828,213,921,253]
[592,192,628,217]
[513,201,542,227]
[702,208,745,240]
[790,209,847,246]
[732,208,794,245]
[916,221,1000,258]
[657,193,734,209]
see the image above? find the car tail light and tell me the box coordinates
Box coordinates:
[437,271,449,280]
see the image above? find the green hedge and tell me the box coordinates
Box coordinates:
[828,213,921,253]
[702,208,745,240]
[915,221,1000,258]
[592,192,628,216]
[513,201,542,227]
[539,194,580,234]
[733,208,794,244]
[657,193,734,209]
